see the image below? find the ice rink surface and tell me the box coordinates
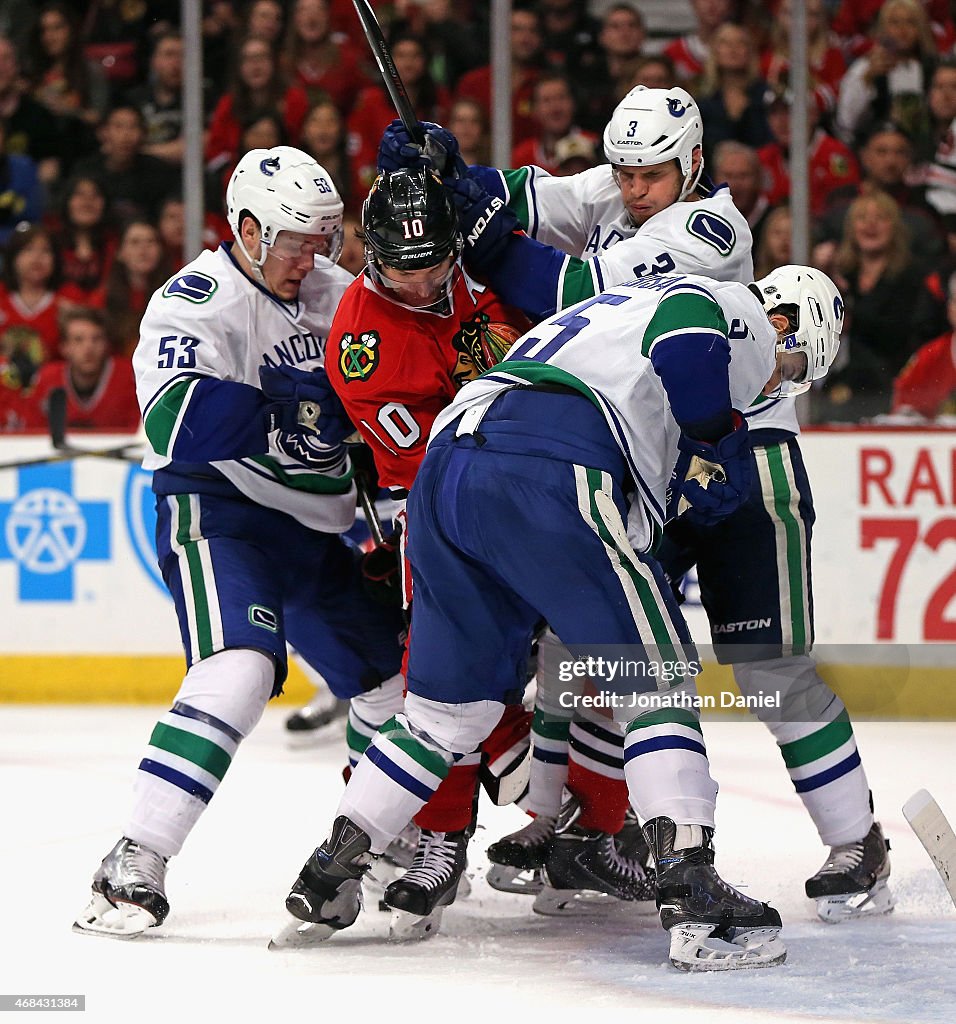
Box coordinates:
[2,705,954,1024]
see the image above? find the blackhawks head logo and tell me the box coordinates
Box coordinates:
[339,330,380,382]
[452,312,523,388]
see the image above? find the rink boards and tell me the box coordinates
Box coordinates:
[1,427,954,713]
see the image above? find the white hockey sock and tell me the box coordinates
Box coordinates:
[346,673,406,767]
[622,707,717,827]
[125,648,274,859]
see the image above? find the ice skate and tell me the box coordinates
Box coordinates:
[269,816,371,949]
[486,813,555,895]
[806,821,893,923]
[73,837,169,939]
[284,688,347,746]
[383,828,469,941]
[645,817,786,971]
[535,825,655,916]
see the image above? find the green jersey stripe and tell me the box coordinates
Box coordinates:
[500,167,532,230]
[765,444,809,651]
[780,710,853,769]
[144,379,196,457]
[558,256,600,309]
[246,455,354,494]
[483,361,603,410]
[641,292,728,358]
[149,721,232,780]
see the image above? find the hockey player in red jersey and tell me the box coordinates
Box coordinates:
[319,167,533,939]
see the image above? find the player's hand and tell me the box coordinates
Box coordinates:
[675,412,752,526]
[449,175,521,271]
[378,119,467,179]
[361,533,403,606]
[259,364,354,446]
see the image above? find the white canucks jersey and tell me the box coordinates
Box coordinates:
[480,163,798,436]
[134,244,357,533]
[430,274,777,552]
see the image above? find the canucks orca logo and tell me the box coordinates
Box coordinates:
[834,294,845,323]
[260,155,280,176]
[163,272,218,303]
[687,211,736,255]
[667,97,687,117]
[339,330,380,382]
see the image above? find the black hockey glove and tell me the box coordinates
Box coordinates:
[259,364,354,447]
[449,175,521,272]
[361,532,403,606]
[675,412,752,527]
[377,118,467,180]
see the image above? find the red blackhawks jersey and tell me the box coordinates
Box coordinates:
[25,356,140,431]
[326,268,529,494]
[892,332,956,419]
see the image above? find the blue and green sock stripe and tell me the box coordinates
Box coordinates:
[363,716,450,802]
[531,707,571,765]
[780,710,861,793]
[623,707,706,763]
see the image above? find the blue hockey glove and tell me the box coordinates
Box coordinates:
[449,175,521,272]
[258,364,354,447]
[675,412,752,526]
[378,119,467,179]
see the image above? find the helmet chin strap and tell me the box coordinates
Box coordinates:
[235,232,270,289]
[678,154,705,201]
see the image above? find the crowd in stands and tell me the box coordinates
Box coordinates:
[1,0,955,431]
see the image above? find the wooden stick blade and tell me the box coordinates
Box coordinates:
[903,788,956,906]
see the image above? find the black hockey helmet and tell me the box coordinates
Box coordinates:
[362,168,462,271]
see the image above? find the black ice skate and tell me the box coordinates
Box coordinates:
[805,821,893,923]
[73,837,169,938]
[485,813,555,895]
[534,800,655,916]
[284,690,347,745]
[269,815,372,949]
[644,817,786,971]
[365,820,421,894]
[383,828,469,941]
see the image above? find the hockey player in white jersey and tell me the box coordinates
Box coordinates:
[274,267,844,970]
[379,87,892,923]
[73,147,407,938]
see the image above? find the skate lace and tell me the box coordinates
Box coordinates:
[122,841,166,890]
[600,834,646,882]
[511,814,557,847]
[820,839,865,874]
[403,831,460,887]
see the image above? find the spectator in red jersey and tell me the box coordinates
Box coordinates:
[697,22,774,164]
[281,0,370,115]
[300,98,356,215]
[511,73,596,175]
[348,32,450,203]
[758,85,860,217]
[831,0,955,60]
[835,0,937,150]
[23,305,139,431]
[663,0,734,83]
[0,224,70,385]
[447,97,489,168]
[892,270,956,419]
[91,219,170,357]
[455,7,545,148]
[48,174,117,304]
[760,0,845,119]
[205,34,310,178]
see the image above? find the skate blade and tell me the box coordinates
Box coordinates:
[388,906,446,942]
[814,878,895,923]
[486,864,544,895]
[668,923,787,972]
[72,893,157,938]
[532,886,656,917]
[268,913,338,949]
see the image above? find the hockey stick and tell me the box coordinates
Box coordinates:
[903,789,956,907]
[356,476,385,545]
[352,0,425,146]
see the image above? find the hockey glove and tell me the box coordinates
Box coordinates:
[450,175,521,273]
[675,412,752,527]
[377,119,467,180]
[258,364,354,447]
[361,532,403,606]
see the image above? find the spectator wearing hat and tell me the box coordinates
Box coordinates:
[553,132,598,175]
[758,84,860,218]
[511,72,596,175]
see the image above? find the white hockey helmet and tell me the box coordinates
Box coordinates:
[603,86,704,199]
[752,265,845,395]
[226,146,344,274]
